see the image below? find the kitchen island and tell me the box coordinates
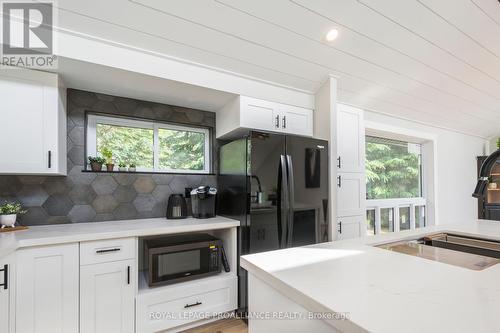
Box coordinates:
[241,221,500,333]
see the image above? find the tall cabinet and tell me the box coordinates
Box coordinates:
[0,254,15,333]
[335,104,366,240]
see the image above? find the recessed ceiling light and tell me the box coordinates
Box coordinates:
[326,29,339,41]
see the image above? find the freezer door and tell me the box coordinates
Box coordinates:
[248,132,286,254]
[286,136,329,246]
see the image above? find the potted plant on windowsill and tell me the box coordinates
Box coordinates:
[0,202,27,228]
[118,162,128,172]
[128,163,136,172]
[88,156,106,172]
[489,176,497,189]
[101,147,114,172]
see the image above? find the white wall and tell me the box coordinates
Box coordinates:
[363,111,487,226]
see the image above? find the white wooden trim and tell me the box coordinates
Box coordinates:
[366,198,426,235]
[86,114,211,173]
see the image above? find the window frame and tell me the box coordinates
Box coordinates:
[86,114,211,174]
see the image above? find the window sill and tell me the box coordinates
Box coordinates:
[81,170,215,176]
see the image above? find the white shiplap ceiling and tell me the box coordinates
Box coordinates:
[53,0,500,138]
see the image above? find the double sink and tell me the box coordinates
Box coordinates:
[377,233,500,270]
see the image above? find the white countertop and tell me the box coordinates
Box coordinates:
[0,216,239,259]
[241,221,500,333]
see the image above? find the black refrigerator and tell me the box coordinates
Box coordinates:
[217,131,329,312]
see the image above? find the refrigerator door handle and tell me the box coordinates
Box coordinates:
[286,155,295,247]
[277,155,288,248]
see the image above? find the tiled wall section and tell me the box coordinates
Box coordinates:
[0,89,216,225]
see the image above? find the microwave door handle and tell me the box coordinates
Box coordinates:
[286,155,294,248]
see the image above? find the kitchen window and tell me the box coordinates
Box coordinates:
[86,115,210,173]
[365,135,426,235]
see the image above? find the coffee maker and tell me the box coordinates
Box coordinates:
[190,186,217,218]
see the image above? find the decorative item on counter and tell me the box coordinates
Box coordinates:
[166,194,188,219]
[489,176,498,189]
[118,162,128,172]
[128,163,136,172]
[497,137,500,149]
[0,202,27,228]
[101,147,115,172]
[88,156,106,171]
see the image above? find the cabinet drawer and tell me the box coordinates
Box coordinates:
[80,237,136,265]
[137,275,237,333]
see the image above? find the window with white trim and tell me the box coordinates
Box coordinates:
[86,114,211,173]
[365,135,426,235]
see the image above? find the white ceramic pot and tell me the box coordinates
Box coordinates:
[489,183,498,189]
[129,167,136,172]
[0,214,17,228]
[119,167,128,172]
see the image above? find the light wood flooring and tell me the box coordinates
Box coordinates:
[181,319,248,333]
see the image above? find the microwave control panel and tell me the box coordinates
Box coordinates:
[209,244,220,271]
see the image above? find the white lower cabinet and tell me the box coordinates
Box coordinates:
[336,172,366,217]
[80,259,136,333]
[15,243,79,333]
[0,254,15,333]
[337,216,363,240]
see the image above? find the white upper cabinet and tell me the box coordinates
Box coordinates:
[337,104,365,173]
[217,95,313,138]
[0,68,66,175]
[16,243,79,333]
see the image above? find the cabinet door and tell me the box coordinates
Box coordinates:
[80,260,135,333]
[0,255,14,333]
[337,216,362,240]
[281,105,313,137]
[337,172,366,217]
[337,104,364,173]
[0,69,65,175]
[240,96,281,133]
[16,243,79,333]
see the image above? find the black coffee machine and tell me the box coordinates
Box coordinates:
[190,186,217,218]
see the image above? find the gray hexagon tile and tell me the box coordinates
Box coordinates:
[69,166,96,185]
[133,176,156,193]
[17,185,49,207]
[152,174,174,185]
[19,207,49,226]
[169,176,189,194]
[113,185,137,203]
[92,175,118,195]
[69,90,98,108]
[152,185,172,202]
[42,194,74,216]
[113,204,137,220]
[152,201,168,217]
[133,193,156,212]
[18,176,46,185]
[92,195,119,214]
[113,174,137,186]
[0,176,22,196]
[68,126,85,146]
[43,177,73,195]
[94,214,115,222]
[68,145,85,166]
[68,205,96,223]
[46,216,71,225]
[68,107,85,126]
[69,185,97,205]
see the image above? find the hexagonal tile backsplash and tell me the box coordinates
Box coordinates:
[0,89,217,225]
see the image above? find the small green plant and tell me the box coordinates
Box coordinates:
[88,156,106,164]
[129,163,136,168]
[118,162,126,168]
[100,147,113,164]
[497,138,500,149]
[0,202,27,215]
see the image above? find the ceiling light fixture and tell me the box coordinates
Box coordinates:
[326,29,339,41]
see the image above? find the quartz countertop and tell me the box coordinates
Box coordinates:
[0,216,239,259]
[241,221,500,333]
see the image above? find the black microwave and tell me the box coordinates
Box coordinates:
[145,233,222,287]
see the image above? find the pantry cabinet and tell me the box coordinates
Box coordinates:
[80,260,136,333]
[217,95,313,138]
[15,243,79,333]
[0,68,66,175]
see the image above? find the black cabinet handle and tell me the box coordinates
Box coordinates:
[338,222,342,234]
[337,156,341,168]
[48,151,52,168]
[184,301,202,309]
[282,116,286,129]
[337,175,342,188]
[275,115,280,128]
[0,264,8,290]
[127,266,130,285]
[96,248,121,254]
